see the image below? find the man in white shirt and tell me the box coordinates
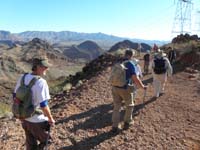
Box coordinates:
[150,50,173,98]
[14,57,55,150]
[132,58,143,79]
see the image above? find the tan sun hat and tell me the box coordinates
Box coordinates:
[157,49,167,57]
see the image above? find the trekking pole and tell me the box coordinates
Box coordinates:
[143,87,147,103]
[44,125,51,150]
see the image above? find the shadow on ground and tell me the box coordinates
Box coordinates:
[56,103,113,130]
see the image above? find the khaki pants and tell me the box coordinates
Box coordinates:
[153,73,167,97]
[111,86,135,128]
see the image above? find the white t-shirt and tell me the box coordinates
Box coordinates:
[14,73,50,123]
[135,64,143,78]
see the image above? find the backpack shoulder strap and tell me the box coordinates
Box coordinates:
[20,73,29,86]
[28,76,40,88]
[123,60,131,65]
[122,60,131,69]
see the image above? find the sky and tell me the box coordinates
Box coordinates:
[0,0,200,41]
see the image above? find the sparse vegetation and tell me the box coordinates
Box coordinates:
[0,102,11,118]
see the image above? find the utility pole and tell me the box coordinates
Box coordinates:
[172,0,193,37]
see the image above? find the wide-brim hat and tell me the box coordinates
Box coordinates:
[157,49,167,57]
[32,57,50,68]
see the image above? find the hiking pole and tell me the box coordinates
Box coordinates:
[143,87,147,103]
[44,124,51,150]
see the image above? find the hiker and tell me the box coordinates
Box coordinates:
[13,57,55,150]
[143,50,151,75]
[132,58,143,79]
[168,47,176,66]
[137,43,142,56]
[152,43,159,53]
[111,49,147,133]
[150,49,173,98]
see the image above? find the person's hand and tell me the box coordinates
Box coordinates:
[48,118,55,126]
[143,85,148,90]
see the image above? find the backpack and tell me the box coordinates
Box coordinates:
[168,50,176,61]
[153,58,166,74]
[109,60,129,87]
[144,54,150,62]
[12,73,41,119]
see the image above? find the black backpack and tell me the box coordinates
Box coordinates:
[144,54,150,62]
[153,58,166,74]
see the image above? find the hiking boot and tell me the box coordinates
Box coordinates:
[111,127,120,134]
[123,121,134,130]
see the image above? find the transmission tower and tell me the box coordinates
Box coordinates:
[194,10,200,36]
[172,0,193,37]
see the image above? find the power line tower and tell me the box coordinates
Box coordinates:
[172,0,193,37]
[194,10,200,36]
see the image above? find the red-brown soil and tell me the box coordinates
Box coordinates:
[0,59,200,149]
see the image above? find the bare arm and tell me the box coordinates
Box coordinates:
[131,75,147,89]
[41,105,55,125]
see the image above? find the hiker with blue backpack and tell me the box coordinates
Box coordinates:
[110,49,148,133]
[151,49,173,98]
[13,57,55,150]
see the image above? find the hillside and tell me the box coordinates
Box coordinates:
[63,40,104,61]
[0,38,84,105]
[109,40,151,52]
[0,38,200,149]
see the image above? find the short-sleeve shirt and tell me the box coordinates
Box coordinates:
[14,73,50,122]
[125,60,137,85]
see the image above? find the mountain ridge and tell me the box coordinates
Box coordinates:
[0,30,168,49]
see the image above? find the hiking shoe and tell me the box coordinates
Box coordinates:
[111,127,120,134]
[155,93,160,98]
[123,121,134,130]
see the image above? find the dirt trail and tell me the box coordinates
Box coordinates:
[0,63,200,150]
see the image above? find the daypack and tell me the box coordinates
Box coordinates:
[153,58,166,74]
[109,60,129,87]
[12,73,41,119]
[168,50,176,61]
[144,53,150,62]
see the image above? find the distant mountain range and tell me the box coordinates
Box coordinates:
[0,30,169,49]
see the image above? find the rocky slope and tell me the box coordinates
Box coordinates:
[0,48,200,150]
[0,38,84,106]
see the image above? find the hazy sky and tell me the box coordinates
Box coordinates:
[1,0,200,40]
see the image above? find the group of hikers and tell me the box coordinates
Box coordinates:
[110,45,175,133]
[12,44,176,149]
